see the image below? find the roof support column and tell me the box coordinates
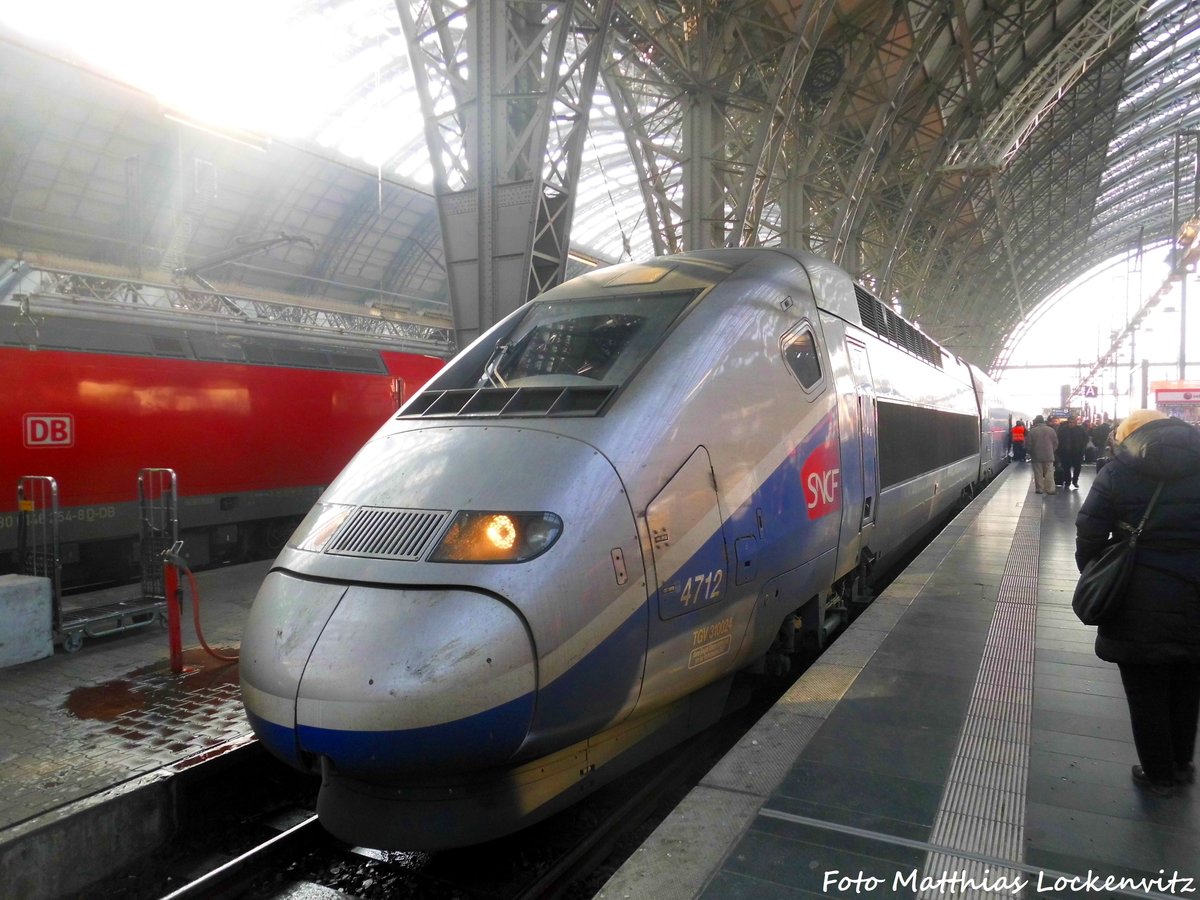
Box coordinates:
[682,90,724,250]
[782,172,807,250]
[603,1,813,254]
[397,0,612,347]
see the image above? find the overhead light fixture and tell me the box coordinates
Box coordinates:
[164,111,271,152]
[1173,216,1200,273]
[370,302,413,322]
[567,250,602,268]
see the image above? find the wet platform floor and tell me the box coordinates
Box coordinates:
[0,561,264,835]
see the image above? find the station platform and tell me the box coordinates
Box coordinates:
[0,560,264,898]
[600,463,1200,900]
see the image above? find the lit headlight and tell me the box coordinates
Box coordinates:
[429,511,563,563]
[288,502,355,552]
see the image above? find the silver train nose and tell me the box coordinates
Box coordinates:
[241,572,536,777]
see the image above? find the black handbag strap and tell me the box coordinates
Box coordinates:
[1127,481,1165,548]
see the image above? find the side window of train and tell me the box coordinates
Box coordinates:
[782,324,823,393]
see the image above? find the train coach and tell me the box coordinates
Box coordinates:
[240,246,1014,850]
[1,301,445,590]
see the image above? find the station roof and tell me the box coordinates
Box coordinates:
[1,1,1197,367]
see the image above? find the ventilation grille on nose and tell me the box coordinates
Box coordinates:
[326,507,450,560]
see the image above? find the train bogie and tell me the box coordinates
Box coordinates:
[240,247,1013,849]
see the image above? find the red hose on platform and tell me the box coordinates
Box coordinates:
[183,565,239,663]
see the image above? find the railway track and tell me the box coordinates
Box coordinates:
[160,813,326,900]
[129,674,781,900]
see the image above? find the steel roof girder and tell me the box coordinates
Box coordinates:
[831,2,947,264]
[603,0,814,253]
[726,0,844,248]
[397,0,614,345]
[948,0,1146,170]
[525,0,614,297]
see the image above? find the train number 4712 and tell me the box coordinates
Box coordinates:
[681,569,724,607]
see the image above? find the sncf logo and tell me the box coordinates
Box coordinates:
[23,414,74,448]
[802,440,841,519]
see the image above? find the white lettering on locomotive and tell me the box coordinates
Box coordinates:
[23,414,74,448]
[805,467,840,510]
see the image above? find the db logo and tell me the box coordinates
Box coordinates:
[802,440,841,519]
[23,414,74,448]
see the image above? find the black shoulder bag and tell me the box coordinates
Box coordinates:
[1072,481,1165,626]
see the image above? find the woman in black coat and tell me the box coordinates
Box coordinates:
[1075,410,1200,797]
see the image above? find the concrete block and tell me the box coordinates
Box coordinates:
[0,575,53,668]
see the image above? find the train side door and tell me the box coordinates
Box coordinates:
[646,446,729,620]
[639,446,735,705]
[818,316,875,585]
[846,338,878,541]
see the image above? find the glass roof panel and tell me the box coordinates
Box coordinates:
[0,0,652,263]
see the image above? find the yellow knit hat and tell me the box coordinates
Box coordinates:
[1114,409,1168,443]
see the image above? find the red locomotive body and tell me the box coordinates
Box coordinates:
[2,309,444,588]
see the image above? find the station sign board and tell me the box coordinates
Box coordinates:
[1156,389,1200,404]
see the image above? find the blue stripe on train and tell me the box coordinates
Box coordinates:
[246,709,306,770]
[653,409,842,618]
[531,601,648,738]
[294,691,537,778]
[253,603,650,776]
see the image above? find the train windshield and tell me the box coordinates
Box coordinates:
[476,292,694,389]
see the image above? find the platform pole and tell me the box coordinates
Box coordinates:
[163,559,183,674]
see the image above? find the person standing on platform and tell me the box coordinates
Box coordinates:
[1011,420,1027,462]
[1026,415,1059,494]
[1092,418,1113,457]
[1058,414,1089,489]
[1075,410,1200,797]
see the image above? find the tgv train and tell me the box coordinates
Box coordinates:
[241,247,1012,849]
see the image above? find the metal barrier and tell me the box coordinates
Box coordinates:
[16,475,62,633]
[138,468,179,602]
[15,470,178,652]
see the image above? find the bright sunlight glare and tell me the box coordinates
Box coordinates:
[996,243,1200,421]
[0,0,411,144]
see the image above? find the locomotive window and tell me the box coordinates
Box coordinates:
[474,291,694,389]
[782,326,822,391]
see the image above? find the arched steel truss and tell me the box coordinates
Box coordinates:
[397,0,1200,370]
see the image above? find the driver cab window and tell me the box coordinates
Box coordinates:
[473,291,695,390]
[783,325,823,391]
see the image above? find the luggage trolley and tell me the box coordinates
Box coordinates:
[16,469,177,652]
[16,475,62,637]
[138,467,179,604]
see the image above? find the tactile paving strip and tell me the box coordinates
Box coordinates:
[919,502,1041,898]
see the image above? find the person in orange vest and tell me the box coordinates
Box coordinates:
[1011,420,1027,463]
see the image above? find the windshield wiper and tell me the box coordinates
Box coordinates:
[481,342,511,388]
